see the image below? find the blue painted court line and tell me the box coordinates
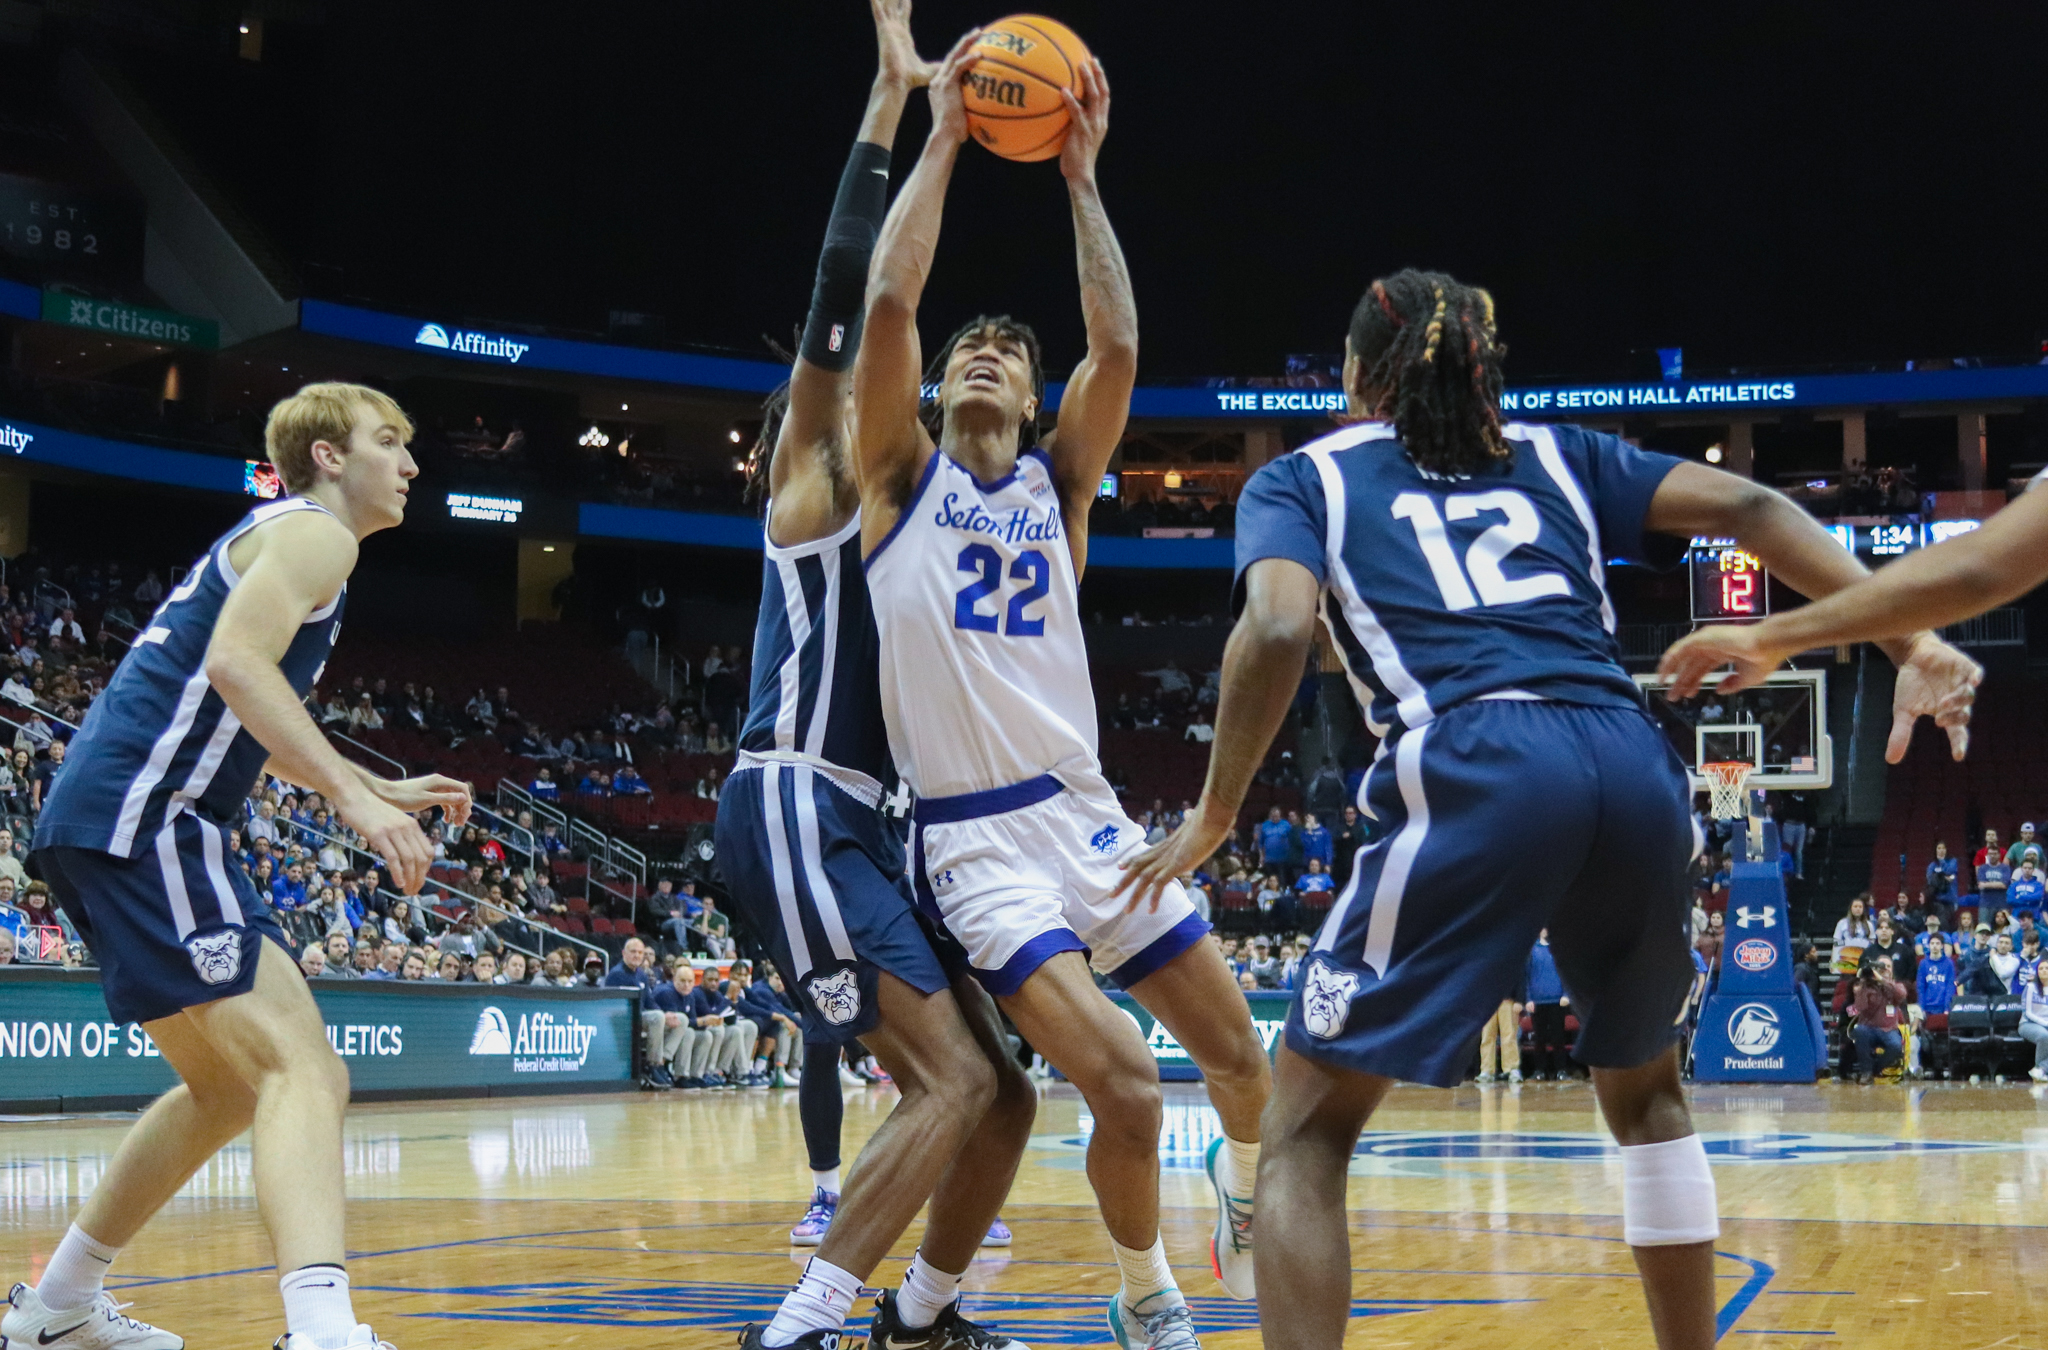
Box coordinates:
[1714,1254,1777,1340]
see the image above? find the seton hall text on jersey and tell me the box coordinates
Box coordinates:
[934,492,1063,546]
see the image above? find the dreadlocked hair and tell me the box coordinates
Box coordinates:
[1348,268,1510,478]
[920,314,1046,453]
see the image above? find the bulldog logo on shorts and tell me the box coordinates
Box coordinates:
[1300,958,1360,1040]
[806,968,862,1026]
[186,930,242,986]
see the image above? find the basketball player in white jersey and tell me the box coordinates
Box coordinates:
[854,35,1271,1350]
[4,383,468,1350]
[718,7,1034,1350]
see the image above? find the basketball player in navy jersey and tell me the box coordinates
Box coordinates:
[855,34,1271,1350]
[1115,271,1980,1350]
[716,7,1034,1350]
[3,383,469,1350]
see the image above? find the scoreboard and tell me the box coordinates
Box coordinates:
[1688,539,1767,622]
[1686,518,1983,624]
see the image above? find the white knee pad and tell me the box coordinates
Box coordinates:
[1620,1134,1720,1246]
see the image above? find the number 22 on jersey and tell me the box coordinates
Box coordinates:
[953,544,1051,637]
[1391,489,1571,611]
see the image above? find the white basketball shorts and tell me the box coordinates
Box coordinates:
[908,771,1210,995]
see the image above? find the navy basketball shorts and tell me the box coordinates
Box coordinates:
[37,812,292,1025]
[716,759,950,1043]
[1289,700,1698,1088]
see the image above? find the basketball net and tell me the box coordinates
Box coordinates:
[1702,760,1765,861]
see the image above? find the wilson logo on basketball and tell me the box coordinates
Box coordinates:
[967,71,1029,109]
[1732,938,1777,972]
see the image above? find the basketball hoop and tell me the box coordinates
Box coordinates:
[1702,761,1756,822]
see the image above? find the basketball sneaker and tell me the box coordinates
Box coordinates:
[273,1330,394,1350]
[734,1325,841,1350]
[1106,1288,1200,1350]
[1202,1137,1254,1300]
[789,1188,838,1246]
[980,1217,1012,1248]
[869,1287,1028,1350]
[2,1284,182,1350]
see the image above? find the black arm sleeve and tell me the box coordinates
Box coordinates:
[798,139,892,372]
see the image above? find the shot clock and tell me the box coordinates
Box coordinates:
[1688,538,1768,622]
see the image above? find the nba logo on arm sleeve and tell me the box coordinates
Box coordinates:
[828,324,845,353]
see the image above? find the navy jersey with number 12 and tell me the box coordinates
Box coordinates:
[1234,420,1684,743]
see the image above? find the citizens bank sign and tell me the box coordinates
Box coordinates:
[414,322,530,364]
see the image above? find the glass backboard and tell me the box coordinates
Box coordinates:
[1632,667,1831,790]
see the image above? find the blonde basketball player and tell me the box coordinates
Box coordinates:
[854,33,1270,1350]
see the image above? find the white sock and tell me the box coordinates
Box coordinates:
[764,1256,863,1347]
[1222,1136,1260,1198]
[279,1264,357,1348]
[36,1224,118,1311]
[812,1168,841,1196]
[895,1249,963,1330]
[1111,1236,1178,1307]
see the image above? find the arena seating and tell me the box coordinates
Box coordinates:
[1873,669,2048,909]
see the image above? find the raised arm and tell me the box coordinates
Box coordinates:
[852,29,980,545]
[1644,460,1982,760]
[1042,58,1138,554]
[769,0,935,544]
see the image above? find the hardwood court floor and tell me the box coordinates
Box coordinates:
[4,1079,2047,1348]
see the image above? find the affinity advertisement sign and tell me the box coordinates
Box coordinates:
[0,972,636,1106]
[1109,990,1293,1082]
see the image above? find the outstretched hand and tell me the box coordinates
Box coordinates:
[1656,623,1789,699]
[1059,57,1111,183]
[927,29,982,146]
[1110,803,1230,915]
[1887,633,1980,763]
[871,0,937,89]
[373,772,474,826]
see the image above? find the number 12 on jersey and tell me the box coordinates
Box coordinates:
[954,544,1051,637]
[1391,490,1571,611]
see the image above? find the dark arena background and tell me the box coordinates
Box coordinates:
[2,4,2048,1349]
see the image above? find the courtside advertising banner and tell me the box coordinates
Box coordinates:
[1110,990,1293,1082]
[0,971,636,1107]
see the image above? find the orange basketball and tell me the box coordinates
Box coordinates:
[962,15,1091,163]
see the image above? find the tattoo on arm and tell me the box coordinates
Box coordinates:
[1072,181,1135,352]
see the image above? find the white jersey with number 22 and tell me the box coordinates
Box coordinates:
[865,446,1103,800]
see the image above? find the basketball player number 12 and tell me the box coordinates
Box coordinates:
[1391,490,1570,611]
[954,544,1050,637]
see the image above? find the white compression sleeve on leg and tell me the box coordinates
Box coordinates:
[1620,1134,1720,1246]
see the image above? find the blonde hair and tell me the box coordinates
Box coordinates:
[264,382,414,494]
